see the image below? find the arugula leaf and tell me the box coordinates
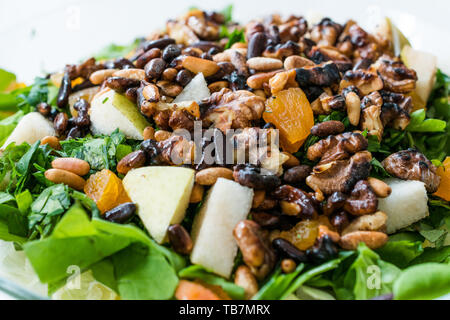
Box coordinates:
[94,39,140,61]
[409,246,450,265]
[24,203,184,299]
[220,26,246,49]
[0,68,16,92]
[393,263,450,300]
[221,5,234,23]
[179,265,245,300]
[406,109,446,132]
[376,240,424,268]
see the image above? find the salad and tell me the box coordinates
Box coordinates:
[0,5,449,301]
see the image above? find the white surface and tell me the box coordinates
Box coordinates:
[0,0,449,82]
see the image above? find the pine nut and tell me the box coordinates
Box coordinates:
[142,83,160,102]
[252,190,266,208]
[44,168,86,191]
[284,55,315,70]
[368,177,392,198]
[89,69,118,85]
[280,200,301,216]
[143,126,155,140]
[154,130,172,142]
[247,57,283,71]
[113,68,146,81]
[234,265,258,300]
[282,152,300,168]
[346,92,361,126]
[189,183,204,203]
[339,231,388,250]
[181,56,220,77]
[246,70,283,89]
[231,42,248,49]
[213,48,247,63]
[208,81,229,93]
[41,136,61,150]
[51,158,90,176]
[281,259,297,274]
[195,167,234,186]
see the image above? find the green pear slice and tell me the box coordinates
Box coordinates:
[122,166,195,243]
[190,178,254,278]
[90,89,150,140]
[1,112,55,151]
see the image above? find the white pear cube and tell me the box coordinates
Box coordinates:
[173,73,210,103]
[122,166,195,243]
[190,178,254,278]
[90,89,150,140]
[378,178,429,234]
[1,112,55,150]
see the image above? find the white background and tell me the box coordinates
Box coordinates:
[0,0,449,83]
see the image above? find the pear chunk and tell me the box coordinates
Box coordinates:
[378,178,429,234]
[173,73,210,103]
[401,45,437,106]
[1,112,55,151]
[122,166,195,243]
[190,178,254,278]
[90,89,150,140]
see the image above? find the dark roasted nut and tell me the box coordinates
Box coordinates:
[145,58,167,80]
[306,235,338,264]
[157,80,183,97]
[310,18,343,47]
[322,191,347,216]
[247,32,267,59]
[72,99,90,128]
[295,61,341,87]
[57,72,72,108]
[140,139,161,162]
[233,220,276,280]
[283,165,312,185]
[105,77,140,93]
[233,164,281,190]
[141,38,176,52]
[311,120,345,137]
[272,185,318,219]
[344,180,378,216]
[168,224,193,255]
[330,211,350,233]
[263,41,300,60]
[125,87,138,103]
[54,112,69,136]
[66,126,83,139]
[201,88,265,132]
[340,69,383,96]
[192,41,223,52]
[361,91,384,140]
[201,52,213,61]
[162,44,182,62]
[251,211,281,229]
[135,48,162,69]
[272,238,308,263]
[176,69,193,86]
[230,50,249,77]
[382,149,440,193]
[106,57,135,70]
[116,150,146,175]
[37,102,52,116]
[162,68,178,81]
[380,90,412,130]
[104,202,136,224]
[307,132,368,165]
[306,151,372,195]
[374,55,417,93]
[281,259,297,274]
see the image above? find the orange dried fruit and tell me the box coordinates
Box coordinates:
[434,157,450,201]
[263,88,314,153]
[84,169,131,213]
[278,220,319,251]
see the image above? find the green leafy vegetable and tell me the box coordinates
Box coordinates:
[0,68,16,93]
[376,240,424,268]
[24,203,184,299]
[221,4,234,23]
[220,26,246,49]
[179,265,245,300]
[409,246,450,265]
[393,263,450,300]
[94,39,140,61]
[406,109,446,132]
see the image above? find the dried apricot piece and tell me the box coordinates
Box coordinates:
[434,157,450,201]
[263,88,314,152]
[84,169,131,213]
[278,220,319,251]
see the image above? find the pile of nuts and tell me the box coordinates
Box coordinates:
[44,157,90,190]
